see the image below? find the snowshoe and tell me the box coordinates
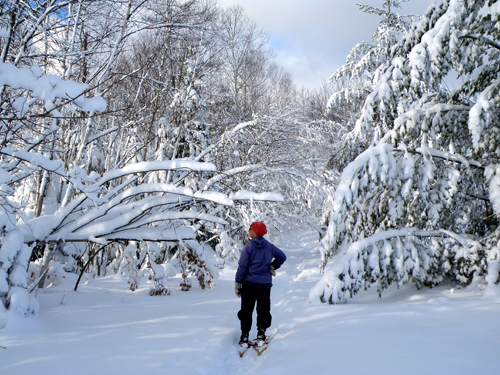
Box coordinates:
[253,331,270,356]
[238,333,251,357]
[256,329,266,341]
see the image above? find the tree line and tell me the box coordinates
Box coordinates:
[0,0,342,314]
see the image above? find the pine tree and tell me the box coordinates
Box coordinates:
[311,0,500,304]
[327,1,416,172]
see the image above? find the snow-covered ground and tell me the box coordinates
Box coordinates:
[1,231,500,375]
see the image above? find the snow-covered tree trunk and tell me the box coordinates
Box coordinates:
[37,244,53,289]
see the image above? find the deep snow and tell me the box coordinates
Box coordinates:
[1,231,500,375]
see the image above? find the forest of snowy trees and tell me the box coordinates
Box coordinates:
[2,0,500,317]
[0,0,340,314]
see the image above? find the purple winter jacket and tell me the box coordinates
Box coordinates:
[235,236,286,288]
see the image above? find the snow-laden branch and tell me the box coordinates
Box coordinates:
[0,62,106,115]
[459,33,500,51]
[194,120,256,162]
[380,103,470,144]
[469,77,500,150]
[325,141,480,219]
[22,180,234,244]
[103,226,195,243]
[87,126,119,144]
[0,148,65,178]
[309,227,482,304]
[199,164,263,191]
[230,190,284,203]
[114,210,228,231]
[415,146,482,169]
[99,160,217,185]
[340,143,393,184]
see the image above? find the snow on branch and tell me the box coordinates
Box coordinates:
[309,228,482,304]
[409,146,482,169]
[0,62,106,115]
[0,149,102,206]
[458,33,500,51]
[69,226,197,244]
[194,119,256,162]
[99,160,217,185]
[200,164,263,191]
[22,182,233,244]
[230,190,284,203]
[379,104,470,144]
[113,210,228,231]
[0,148,66,178]
[318,138,476,269]
[86,126,119,144]
[468,77,500,151]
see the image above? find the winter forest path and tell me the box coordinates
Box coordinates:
[1,231,500,375]
[0,231,321,375]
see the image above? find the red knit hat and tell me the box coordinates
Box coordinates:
[251,222,267,237]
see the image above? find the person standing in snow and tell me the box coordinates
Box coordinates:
[235,222,286,345]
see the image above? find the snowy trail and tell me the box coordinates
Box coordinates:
[1,231,500,375]
[0,231,318,375]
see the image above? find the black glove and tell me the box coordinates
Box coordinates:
[269,264,276,276]
[235,282,242,297]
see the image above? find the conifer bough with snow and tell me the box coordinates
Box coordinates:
[311,0,500,304]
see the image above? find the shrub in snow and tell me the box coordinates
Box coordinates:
[215,230,240,265]
[0,227,37,314]
[7,287,39,316]
[179,240,216,290]
[120,243,143,292]
[313,0,500,303]
[44,261,67,288]
[27,259,66,289]
[149,260,176,296]
[0,55,260,306]
[0,60,227,310]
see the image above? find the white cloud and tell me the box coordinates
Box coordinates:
[218,0,434,88]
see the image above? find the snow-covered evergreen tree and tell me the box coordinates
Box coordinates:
[311,0,500,304]
[327,0,416,171]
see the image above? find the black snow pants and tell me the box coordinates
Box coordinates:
[237,284,271,334]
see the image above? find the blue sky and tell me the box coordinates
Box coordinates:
[218,0,435,88]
